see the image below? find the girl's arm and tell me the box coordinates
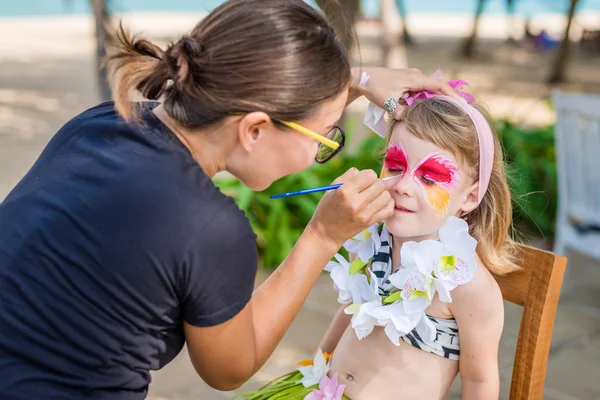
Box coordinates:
[449,265,505,400]
[319,304,352,354]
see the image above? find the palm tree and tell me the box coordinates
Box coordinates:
[506,0,517,45]
[396,0,413,46]
[547,0,581,84]
[460,0,488,58]
[92,0,112,102]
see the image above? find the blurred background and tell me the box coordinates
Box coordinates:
[1,1,599,399]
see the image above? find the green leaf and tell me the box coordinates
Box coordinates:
[349,258,368,275]
[383,291,402,304]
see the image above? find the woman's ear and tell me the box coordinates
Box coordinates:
[237,112,272,152]
[459,182,479,216]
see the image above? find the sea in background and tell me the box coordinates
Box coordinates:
[2,0,600,18]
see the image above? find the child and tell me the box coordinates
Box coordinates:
[235,77,519,400]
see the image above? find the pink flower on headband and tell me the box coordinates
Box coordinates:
[403,79,476,106]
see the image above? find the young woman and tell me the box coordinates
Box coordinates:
[0,1,461,398]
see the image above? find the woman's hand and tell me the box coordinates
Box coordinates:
[308,168,394,249]
[347,67,465,119]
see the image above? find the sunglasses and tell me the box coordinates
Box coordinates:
[276,120,345,163]
[230,113,345,163]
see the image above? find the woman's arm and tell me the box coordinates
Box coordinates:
[347,67,465,118]
[449,265,505,400]
[184,169,394,391]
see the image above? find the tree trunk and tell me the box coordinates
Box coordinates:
[381,0,408,68]
[547,0,580,84]
[505,0,518,44]
[395,0,413,46]
[460,0,488,58]
[92,0,112,102]
[316,0,361,55]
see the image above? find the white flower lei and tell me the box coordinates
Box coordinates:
[324,216,477,346]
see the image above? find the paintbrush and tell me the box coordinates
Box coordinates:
[269,175,398,199]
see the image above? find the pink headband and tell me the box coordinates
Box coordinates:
[363,80,494,205]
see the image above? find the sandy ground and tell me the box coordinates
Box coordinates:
[1,9,600,400]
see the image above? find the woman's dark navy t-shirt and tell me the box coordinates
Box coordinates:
[0,102,258,399]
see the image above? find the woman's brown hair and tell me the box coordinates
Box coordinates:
[395,98,520,275]
[105,0,351,128]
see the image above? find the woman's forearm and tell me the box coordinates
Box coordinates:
[249,226,340,373]
[346,67,369,106]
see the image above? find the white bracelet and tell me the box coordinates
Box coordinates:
[359,71,370,87]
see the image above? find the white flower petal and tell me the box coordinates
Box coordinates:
[364,102,388,138]
[384,321,401,346]
[357,245,374,264]
[330,266,348,291]
[434,279,454,303]
[391,309,422,334]
[351,300,382,340]
[333,253,350,266]
[415,314,437,343]
[401,295,430,314]
[368,224,382,251]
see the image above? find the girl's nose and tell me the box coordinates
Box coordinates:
[386,173,414,197]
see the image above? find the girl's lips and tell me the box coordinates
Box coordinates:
[395,206,415,213]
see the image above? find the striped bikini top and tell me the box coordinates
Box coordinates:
[371,236,461,360]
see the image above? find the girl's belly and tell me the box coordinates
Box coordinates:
[329,325,459,400]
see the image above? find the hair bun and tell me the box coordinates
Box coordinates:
[164,36,202,86]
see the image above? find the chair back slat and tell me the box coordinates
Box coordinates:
[495,244,567,400]
[553,90,600,226]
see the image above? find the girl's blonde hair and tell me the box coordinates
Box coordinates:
[394,97,520,275]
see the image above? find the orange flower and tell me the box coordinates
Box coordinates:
[297,351,334,367]
[297,359,313,367]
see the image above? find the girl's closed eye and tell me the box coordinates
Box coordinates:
[384,157,407,175]
[420,174,437,185]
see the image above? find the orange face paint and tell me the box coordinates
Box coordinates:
[420,184,452,214]
[412,153,459,215]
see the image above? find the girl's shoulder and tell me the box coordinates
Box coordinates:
[450,256,504,317]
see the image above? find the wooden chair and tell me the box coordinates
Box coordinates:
[494,244,567,400]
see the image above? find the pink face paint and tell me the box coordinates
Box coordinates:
[382,142,408,179]
[411,153,459,215]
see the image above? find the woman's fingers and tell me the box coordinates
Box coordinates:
[340,169,379,194]
[406,71,464,103]
[355,176,387,209]
[331,167,359,185]
[309,169,392,247]
[428,77,465,103]
[371,192,395,222]
[364,189,394,222]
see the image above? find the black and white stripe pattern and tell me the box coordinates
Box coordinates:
[401,315,460,360]
[369,225,461,360]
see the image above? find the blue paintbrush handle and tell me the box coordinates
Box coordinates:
[269,183,342,199]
